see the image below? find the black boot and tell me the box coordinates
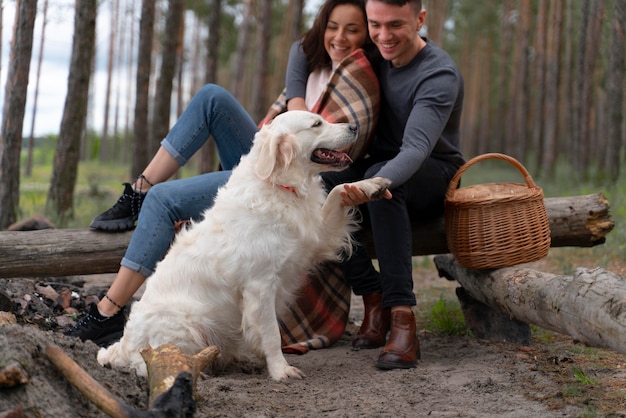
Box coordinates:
[64,303,126,347]
[90,183,146,231]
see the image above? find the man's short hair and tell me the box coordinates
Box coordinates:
[367,0,422,14]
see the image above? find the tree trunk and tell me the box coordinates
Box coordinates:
[251,0,271,122]
[539,0,562,177]
[530,0,547,164]
[45,0,97,227]
[492,0,513,152]
[605,0,624,182]
[231,0,253,102]
[0,0,37,229]
[132,0,155,179]
[434,254,626,355]
[423,0,447,47]
[199,0,222,175]
[150,0,184,156]
[0,194,613,279]
[100,0,118,162]
[25,0,48,178]
[505,0,531,160]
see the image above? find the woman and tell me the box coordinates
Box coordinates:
[66,0,381,352]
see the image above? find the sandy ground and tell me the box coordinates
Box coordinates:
[1,261,626,417]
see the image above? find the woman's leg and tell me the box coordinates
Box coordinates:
[67,171,232,345]
[91,84,258,231]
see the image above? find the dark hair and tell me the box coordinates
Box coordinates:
[365,0,422,15]
[300,0,379,71]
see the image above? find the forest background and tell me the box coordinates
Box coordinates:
[0,0,624,256]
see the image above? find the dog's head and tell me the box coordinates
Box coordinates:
[252,111,358,182]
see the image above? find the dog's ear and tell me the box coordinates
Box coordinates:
[254,129,296,180]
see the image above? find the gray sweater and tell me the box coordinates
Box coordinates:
[286,39,464,187]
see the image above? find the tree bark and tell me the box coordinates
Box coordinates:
[150,0,184,156]
[605,0,624,182]
[45,0,97,227]
[0,0,37,229]
[434,254,626,355]
[0,194,613,279]
[132,0,155,179]
[25,0,49,178]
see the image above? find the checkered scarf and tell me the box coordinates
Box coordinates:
[263,48,380,160]
[273,49,379,354]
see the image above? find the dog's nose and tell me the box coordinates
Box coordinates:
[349,124,358,134]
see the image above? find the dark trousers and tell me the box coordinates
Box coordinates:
[322,156,458,309]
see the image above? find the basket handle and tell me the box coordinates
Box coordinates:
[446,153,539,197]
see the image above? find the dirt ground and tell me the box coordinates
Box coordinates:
[1,257,626,418]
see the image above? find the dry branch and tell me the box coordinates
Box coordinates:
[434,254,626,355]
[44,344,134,418]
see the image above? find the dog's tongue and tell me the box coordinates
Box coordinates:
[312,148,353,167]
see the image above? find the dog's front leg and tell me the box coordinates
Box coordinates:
[323,176,392,225]
[241,285,305,381]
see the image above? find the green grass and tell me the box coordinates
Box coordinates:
[421,297,470,337]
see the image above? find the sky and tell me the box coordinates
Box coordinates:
[1,0,130,137]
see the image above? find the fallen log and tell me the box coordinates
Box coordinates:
[434,254,626,355]
[0,193,613,278]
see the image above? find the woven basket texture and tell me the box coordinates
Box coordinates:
[444,153,551,269]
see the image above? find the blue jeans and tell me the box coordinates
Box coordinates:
[121,84,258,276]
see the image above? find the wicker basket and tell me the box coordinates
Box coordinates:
[444,153,551,269]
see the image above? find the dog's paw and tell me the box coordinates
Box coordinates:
[269,364,306,381]
[355,177,392,200]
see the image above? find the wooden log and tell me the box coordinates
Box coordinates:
[140,343,220,408]
[0,193,613,279]
[434,254,626,355]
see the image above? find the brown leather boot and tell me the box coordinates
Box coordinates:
[352,293,391,350]
[376,310,420,369]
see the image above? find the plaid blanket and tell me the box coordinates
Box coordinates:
[263,48,380,160]
[269,48,379,354]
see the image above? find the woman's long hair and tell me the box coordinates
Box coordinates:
[299,0,380,71]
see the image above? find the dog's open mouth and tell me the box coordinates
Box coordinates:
[311,148,353,167]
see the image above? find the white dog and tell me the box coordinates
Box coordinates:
[97,110,391,381]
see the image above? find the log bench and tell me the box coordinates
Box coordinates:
[1,193,621,354]
[0,193,613,279]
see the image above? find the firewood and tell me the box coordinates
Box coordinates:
[140,344,220,408]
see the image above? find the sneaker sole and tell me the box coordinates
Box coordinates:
[90,218,136,231]
[93,330,124,347]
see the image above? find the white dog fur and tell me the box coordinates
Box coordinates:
[97,110,391,381]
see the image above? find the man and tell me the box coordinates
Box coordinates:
[294,0,464,369]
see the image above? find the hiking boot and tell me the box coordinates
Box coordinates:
[90,183,145,231]
[64,303,127,347]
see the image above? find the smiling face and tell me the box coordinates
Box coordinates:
[324,4,368,65]
[366,0,426,67]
